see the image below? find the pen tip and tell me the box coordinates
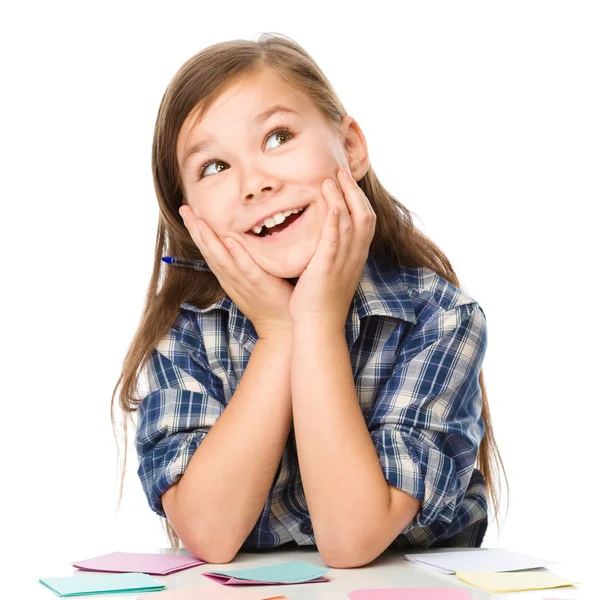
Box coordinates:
[161,256,173,264]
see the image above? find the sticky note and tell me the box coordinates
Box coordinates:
[39,572,166,596]
[72,551,206,575]
[202,561,330,585]
[404,548,555,574]
[455,570,579,593]
[348,588,472,599]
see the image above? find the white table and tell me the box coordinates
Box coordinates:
[27,546,590,599]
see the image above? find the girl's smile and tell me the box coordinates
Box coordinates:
[244,202,312,244]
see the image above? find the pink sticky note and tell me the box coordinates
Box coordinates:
[348,589,472,600]
[202,573,329,586]
[72,551,206,575]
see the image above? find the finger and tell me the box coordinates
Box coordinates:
[337,168,376,240]
[222,237,268,286]
[324,175,351,218]
[311,201,340,271]
[179,207,236,274]
[337,167,373,224]
[323,176,352,258]
[179,206,206,252]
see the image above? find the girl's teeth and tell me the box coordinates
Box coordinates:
[251,206,306,236]
[272,213,287,226]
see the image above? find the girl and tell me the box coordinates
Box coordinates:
[112,32,508,569]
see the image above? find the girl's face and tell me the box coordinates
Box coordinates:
[176,69,368,279]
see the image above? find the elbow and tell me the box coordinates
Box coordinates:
[175,522,242,564]
[319,540,379,570]
[318,526,390,569]
[321,549,376,569]
[162,488,241,565]
[186,538,239,565]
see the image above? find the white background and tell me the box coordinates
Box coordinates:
[2,0,597,591]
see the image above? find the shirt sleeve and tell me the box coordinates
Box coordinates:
[368,302,488,534]
[135,310,226,518]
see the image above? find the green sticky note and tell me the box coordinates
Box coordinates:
[207,560,330,584]
[39,572,166,596]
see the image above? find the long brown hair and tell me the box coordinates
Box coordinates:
[111,32,509,549]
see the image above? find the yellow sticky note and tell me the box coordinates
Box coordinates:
[455,570,579,593]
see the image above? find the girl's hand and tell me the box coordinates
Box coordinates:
[179,208,295,340]
[288,167,376,329]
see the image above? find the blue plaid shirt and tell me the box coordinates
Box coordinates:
[136,253,489,549]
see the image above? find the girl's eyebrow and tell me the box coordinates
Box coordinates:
[182,103,301,169]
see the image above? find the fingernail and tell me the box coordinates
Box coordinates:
[341,167,351,179]
[327,179,337,190]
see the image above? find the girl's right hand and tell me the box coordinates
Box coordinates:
[179,207,295,340]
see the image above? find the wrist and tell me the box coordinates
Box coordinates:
[256,325,295,343]
[292,318,346,336]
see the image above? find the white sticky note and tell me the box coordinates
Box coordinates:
[404,549,556,574]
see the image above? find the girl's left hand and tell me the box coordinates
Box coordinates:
[289,167,376,329]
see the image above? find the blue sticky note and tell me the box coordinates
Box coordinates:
[39,572,166,596]
[207,561,330,583]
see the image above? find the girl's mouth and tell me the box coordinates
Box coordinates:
[246,204,310,243]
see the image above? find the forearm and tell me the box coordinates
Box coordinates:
[165,332,293,562]
[290,323,395,566]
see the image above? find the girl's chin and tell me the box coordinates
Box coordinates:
[268,266,305,280]
[255,257,309,281]
[249,237,318,279]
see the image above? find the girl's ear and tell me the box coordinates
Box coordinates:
[341,116,370,181]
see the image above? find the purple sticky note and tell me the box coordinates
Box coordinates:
[348,589,473,600]
[203,573,329,586]
[201,561,330,586]
[72,551,206,575]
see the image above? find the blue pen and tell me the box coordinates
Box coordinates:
[162,256,212,272]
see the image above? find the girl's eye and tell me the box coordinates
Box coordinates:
[196,126,295,180]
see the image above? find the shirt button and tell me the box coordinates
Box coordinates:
[300,519,313,534]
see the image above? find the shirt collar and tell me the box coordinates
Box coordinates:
[180,253,417,353]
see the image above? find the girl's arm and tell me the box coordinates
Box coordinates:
[290,322,420,568]
[162,331,293,563]
[291,303,487,569]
